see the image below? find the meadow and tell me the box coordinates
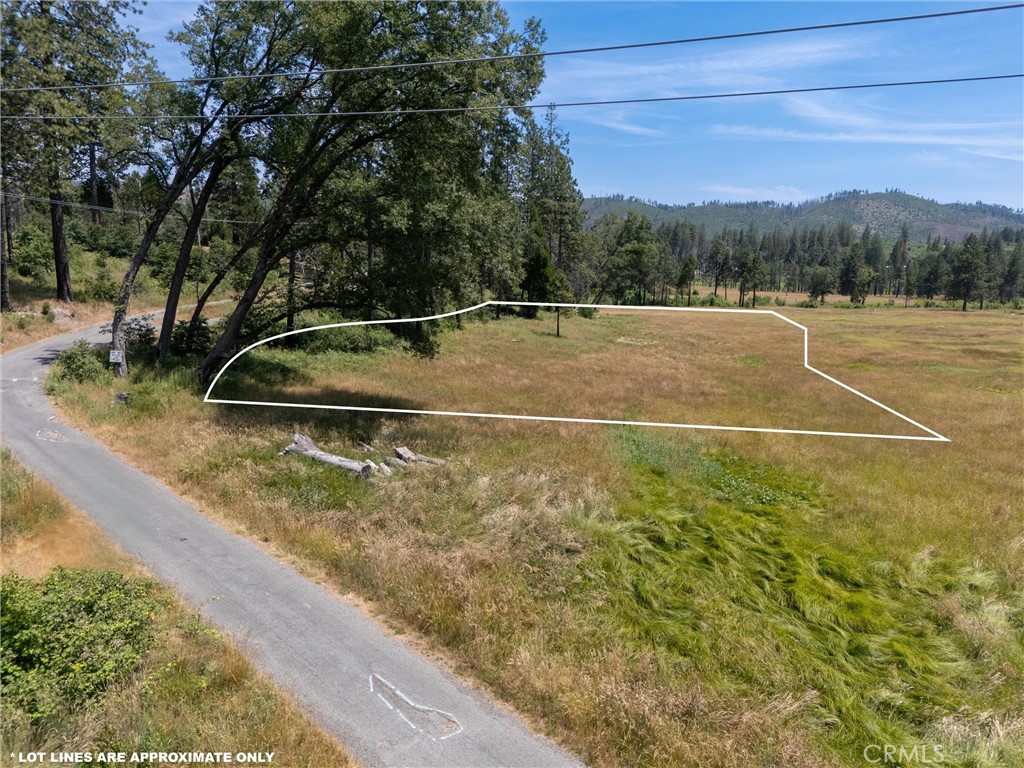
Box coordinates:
[48,306,1024,767]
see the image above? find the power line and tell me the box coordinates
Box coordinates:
[2,192,258,224]
[2,3,1020,95]
[4,74,1021,121]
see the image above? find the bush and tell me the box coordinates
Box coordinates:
[1,568,159,722]
[99,224,139,261]
[100,316,157,357]
[12,223,52,281]
[170,318,213,357]
[698,293,732,307]
[577,306,599,319]
[774,297,786,306]
[794,299,819,309]
[46,340,109,392]
[84,269,119,302]
[297,317,403,355]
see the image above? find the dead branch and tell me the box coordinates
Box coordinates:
[394,446,449,466]
[281,434,375,476]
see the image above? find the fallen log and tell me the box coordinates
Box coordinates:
[281,434,375,476]
[384,456,409,469]
[394,446,449,466]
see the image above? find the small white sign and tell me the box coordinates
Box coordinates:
[109,349,124,364]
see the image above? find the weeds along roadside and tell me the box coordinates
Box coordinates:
[0,450,353,768]
[41,310,1024,768]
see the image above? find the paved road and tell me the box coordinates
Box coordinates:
[1,324,584,768]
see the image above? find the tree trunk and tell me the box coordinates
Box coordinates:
[285,247,297,345]
[393,446,448,465]
[158,166,224,362]
[0,194,11,313]
[188,235,256,327]
[111,179,197,376]
[88,142,101,225]
[364,239,374,321]
[48,173,73,302]
[198,237,280,382]
[2,173,15,257]
[556,306,560,337]
[281,434,377,476]
[110,115,234,377]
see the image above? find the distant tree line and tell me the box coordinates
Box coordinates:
[2,0,1021,385]
[575,214,1023,310]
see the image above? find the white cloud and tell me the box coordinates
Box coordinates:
[538,35,873,103]
[571,110,671,137]
[710,123,1023,160]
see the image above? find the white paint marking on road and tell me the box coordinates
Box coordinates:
[369,673,464,742]
[205,301,950,442]
[36,428,67,443]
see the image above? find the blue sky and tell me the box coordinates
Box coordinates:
[134,1,1023,208]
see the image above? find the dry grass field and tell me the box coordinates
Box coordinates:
[214,307,946,438]
[0,451,353,768]
[48,305,1024,767]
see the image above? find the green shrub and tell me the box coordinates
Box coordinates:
[100,316,156,357]
[774,296,786,306]
[65,217,89,247]
[100,224,139,261]
[578,307,599,319]
[299,322,403,355]
[84,268,119,302]
[794,299,818,308]
[1,568,159,722]
[170,318,213,357]
[12,223,52,281]
[698,293,732,307]
[45,340,109,392]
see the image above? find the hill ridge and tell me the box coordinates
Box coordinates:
[583,190,1024,242]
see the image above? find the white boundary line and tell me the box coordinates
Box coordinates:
[203,301,950,443]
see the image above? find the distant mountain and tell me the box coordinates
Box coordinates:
[582,190,1024,242]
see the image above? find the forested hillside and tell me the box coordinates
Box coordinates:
[584,190,1024,242]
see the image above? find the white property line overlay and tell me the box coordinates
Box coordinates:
[204,301,950,442]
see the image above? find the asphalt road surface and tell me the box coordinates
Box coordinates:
[1,323,584,768]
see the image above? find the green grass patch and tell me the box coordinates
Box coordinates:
[590,428,1024,766]
[735,355,767,366]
